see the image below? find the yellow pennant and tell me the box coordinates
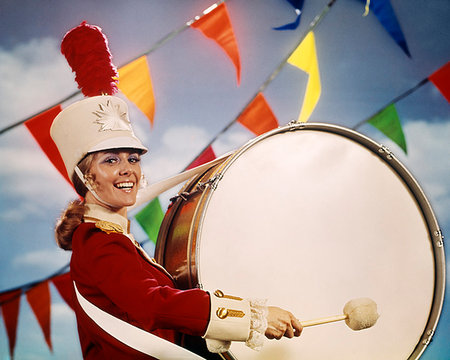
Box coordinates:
[118,56,156,127]
[287,31,321,123]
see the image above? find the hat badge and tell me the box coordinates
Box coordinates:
[93,99,132,132]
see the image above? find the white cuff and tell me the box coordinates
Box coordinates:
[203,290,251,342]
[246,298,268,351]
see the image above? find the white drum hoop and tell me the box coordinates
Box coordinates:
[157,123,445,360]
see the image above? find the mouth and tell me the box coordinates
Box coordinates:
[114,181,135,192]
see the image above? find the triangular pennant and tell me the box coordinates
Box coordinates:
[25,281,52,351]
[51,273,75,310]
[428,61,450,103]
[273,0,304,30]
[135,197,165,244]
[24,105,72,184]
[238,93,279,135]
[0,289,22,358]
[287,31,321,123]
[118,56,156,127]
[368,103,407,153]
[186,146,217,170]
[191,3,241,84]
[359,0,411,57]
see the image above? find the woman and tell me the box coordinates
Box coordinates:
[51,95,302,359]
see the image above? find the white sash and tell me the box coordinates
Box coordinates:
[73,282,205,360]
[132,152,232,209]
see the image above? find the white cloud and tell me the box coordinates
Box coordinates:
[213,125,254,155]
[12,248,71,271]
[0,38,78,220]
[370,120,450,226]
[0,37,77,123]
[143,125,212,182]
[0,141,74,220]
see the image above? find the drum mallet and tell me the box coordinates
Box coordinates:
[300,298,379,330]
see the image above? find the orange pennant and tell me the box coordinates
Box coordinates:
[24,105,72,183]
[26,282,52,351]
[0,289,22,358]
[191,3,241,84]
[118,56,156,127]
[52,273,74,310]
[238,93,279,135]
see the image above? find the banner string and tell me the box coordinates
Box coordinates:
[184,0,338,169]
[0,0,228,136]
[352,77,429,130]
[0,240,150,306]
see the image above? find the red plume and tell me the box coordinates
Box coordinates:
[61,21,118,97]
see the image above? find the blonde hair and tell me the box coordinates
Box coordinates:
[55,154,95,250]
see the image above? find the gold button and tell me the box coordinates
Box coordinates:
[216,307,228,319]
[214,289,224,298]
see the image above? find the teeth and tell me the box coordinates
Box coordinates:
[115,182,134,189]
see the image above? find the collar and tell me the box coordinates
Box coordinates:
[83,203,130,234]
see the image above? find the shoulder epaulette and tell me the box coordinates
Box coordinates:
[94,220,124,234]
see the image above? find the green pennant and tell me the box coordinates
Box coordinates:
[368,103,407,154]
[135,198,165,244]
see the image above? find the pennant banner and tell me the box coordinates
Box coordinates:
[26,282,53,351]
[368,103,407,153]
[287,31,321,123]
[191,2,241,84]
[237,93,279,135]
[0,289,22,358]
[118,56,156,127]
[51,273,75,310]
[429,61,450,102]
[186,146,217,170]
[135,198,165,244]
[24,105,71,183]
[273,0,304,30]
[359,0,411,57]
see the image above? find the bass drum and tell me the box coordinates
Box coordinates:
[155,123,445,360]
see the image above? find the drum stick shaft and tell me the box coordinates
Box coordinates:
[300,314,347,327]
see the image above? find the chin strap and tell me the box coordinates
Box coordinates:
[74,166,117,208]
[73,282,205,359]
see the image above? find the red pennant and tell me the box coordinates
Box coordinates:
[24,105,72,184]
[51,273,74,310]
[191,3,241,84]
[0,289,22,358]
[238,93,279,135]
[26,282,52,351]
[429,62,450,102]
[186,146,216,170]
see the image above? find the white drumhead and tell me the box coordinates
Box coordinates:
[197,126,436,359]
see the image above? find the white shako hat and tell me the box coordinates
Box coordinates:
[50,95,147,182]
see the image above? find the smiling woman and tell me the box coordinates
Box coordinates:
[46,21,305,360]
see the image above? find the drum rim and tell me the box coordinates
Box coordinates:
[196,122,445,359]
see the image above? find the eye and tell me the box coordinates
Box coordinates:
[102,155,119,164]
[128,154,141,164]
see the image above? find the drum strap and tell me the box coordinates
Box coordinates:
[73,282,205,360]
[132,152,232,209]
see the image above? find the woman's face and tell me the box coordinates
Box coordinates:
[86,150,142,211]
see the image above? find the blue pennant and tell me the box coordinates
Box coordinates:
[359,0,411,57]
[273,0,305,31]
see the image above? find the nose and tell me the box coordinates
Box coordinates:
[119,167,131,176]
[119,160,132,176]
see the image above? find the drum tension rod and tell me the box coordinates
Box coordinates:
[170,174,223,203]
[378,145,394,160]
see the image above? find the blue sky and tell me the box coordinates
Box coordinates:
[0,0,449,359]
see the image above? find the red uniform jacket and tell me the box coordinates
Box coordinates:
[70,222,211,359]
